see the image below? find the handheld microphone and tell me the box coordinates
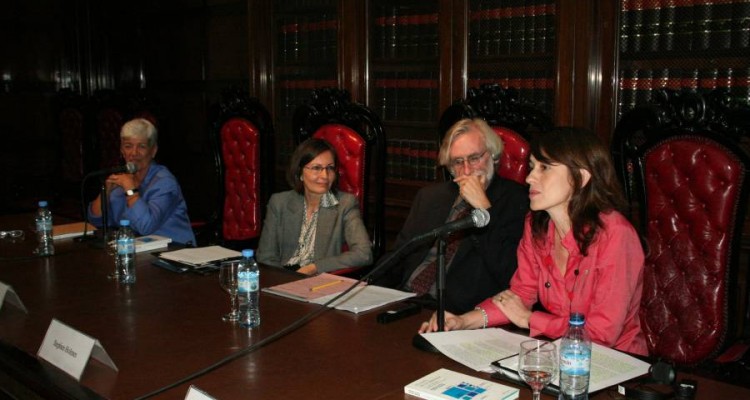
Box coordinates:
[86,162,138,178]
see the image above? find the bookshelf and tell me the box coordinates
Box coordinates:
[617,0,750,120]
[272,0,339,187]
[466,0,558,118]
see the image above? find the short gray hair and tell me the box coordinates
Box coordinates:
[121,118,158,147]
[437,118,503,167]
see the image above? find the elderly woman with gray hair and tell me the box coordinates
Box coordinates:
[88,118,196,245]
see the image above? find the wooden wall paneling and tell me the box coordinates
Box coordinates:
[339,0,367,102]
[554,0,577,127]
[248,0,273,106]
[440,0,457,114]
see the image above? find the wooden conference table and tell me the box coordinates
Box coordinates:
[1,216,749,399]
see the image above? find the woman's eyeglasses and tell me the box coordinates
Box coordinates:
[450,151,487,169]
[0,230,24,239]
[304,165,337,174]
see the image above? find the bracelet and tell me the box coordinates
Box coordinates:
[475,307,488,329]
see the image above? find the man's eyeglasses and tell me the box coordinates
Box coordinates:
[304,165,337,174]
[0,230,24,239]
[450,151,487,169]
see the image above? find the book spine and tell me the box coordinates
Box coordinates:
[642,0,661,52]
[731,0,750,48]
[673,0,694,51]
[660,0,676,51]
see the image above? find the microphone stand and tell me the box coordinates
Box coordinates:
[89,179,110,249]
[412,236,447,353]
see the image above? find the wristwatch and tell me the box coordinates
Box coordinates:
[125,188,139,197]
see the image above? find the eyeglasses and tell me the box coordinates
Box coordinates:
[0,230,24,239]
[304,165,337,174]
[450,151,487,169]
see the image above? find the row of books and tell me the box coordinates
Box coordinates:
[372,13,439,59]
[617,67,750,117]
[387,139,440,182]
[277,16,337,65]
[468,72,555,117]
[274,0,335,13]
[277,78,338,118]
[372,75,439,123]
[620,0,750,54]
[468,0,557,57]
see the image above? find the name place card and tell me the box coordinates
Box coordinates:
[37,319,118,380]
[185,385,217,400]
[0,281,27,313]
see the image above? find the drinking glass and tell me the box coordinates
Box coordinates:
[219,261,240,322]
[518,339,558,400]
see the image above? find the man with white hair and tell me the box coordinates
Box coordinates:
[373,118,528,313]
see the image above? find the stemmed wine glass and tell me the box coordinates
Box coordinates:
[518,339,558,400]
[219,261,240,322]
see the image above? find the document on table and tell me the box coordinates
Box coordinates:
[420,328,651,393]
[309,284,416,313]
[419,328,529,372]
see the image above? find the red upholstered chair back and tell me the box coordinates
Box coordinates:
[492,126,530,185]
[312,124,367,211]
[220,117,262,241]
[614,89,750,365]
[209,88,274,247]
[438,84,550,183]
[292,88,386,271]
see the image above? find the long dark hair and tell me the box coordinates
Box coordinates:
[530,127,627,256]
[287,138,339,194]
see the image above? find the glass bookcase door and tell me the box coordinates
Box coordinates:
[466,0,558,118]
[273,0,339,173]
[617,0,750,120]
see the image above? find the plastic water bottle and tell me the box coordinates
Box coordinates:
[237,249,260,328]
[559,312,591,400]
[35,200,54,256]
[116,220,136,284]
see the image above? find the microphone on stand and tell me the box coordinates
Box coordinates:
[360,208,491,353]
[80,162,138,247]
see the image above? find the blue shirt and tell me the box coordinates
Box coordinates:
[88,163,196,245]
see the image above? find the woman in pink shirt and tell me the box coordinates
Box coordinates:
[420,127,648,355]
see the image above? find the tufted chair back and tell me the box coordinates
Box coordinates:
[311,124,367,211]
[210,88,274,247]
[614,89,750,365]
[438,84,550,184]
[292,88,386,274]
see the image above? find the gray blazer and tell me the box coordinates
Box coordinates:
[257,190,373,273]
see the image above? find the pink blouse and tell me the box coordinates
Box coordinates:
[478,211,648,355]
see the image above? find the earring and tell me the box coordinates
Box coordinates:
[300,176,303,181]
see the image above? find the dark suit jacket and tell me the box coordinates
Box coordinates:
[372,176,529,314]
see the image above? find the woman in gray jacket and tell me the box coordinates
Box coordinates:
[257,138,372,275]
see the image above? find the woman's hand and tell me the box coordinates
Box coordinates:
[106,172,137,192]
[492,290,532,329]
[297,264,317,275]
[418,308,487,333]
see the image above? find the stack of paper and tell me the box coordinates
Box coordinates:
[158,245,241,267]
[263,273,415,314]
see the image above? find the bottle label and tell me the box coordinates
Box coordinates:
[560,350,591,375]
[238,271,251,293]
[248,272,259,292]
[36,220,52,232]
[117,238,134,255]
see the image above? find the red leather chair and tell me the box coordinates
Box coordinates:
[292,88,386,276]
[438,84,551,185]
[613,89,750,366]
[207,87,274,249]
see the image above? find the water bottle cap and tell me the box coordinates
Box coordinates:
[569,312,586,325]
[38,201,48,207]
[120,220,131,226]
[242,249,254,258]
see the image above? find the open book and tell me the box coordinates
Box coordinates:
[135,235,172,253]
[158,246,241,267]
[263,273,415,313]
